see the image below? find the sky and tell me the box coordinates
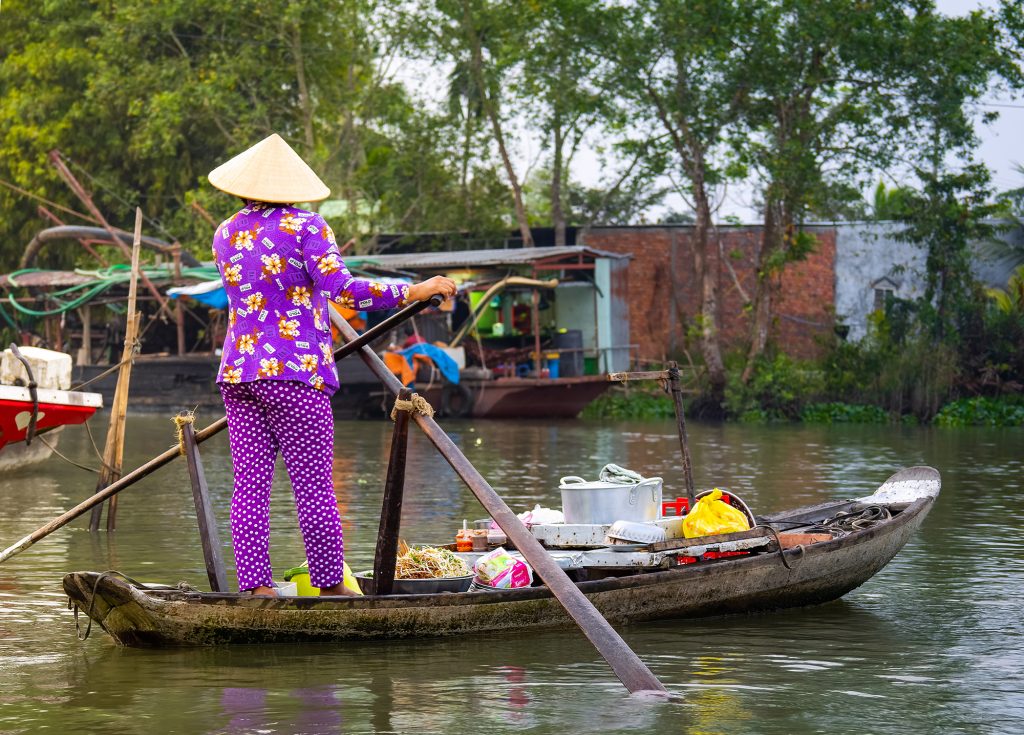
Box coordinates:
[394,0,1022,224]
[616,0,1024,221]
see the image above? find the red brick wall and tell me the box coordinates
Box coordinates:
[581,225,836,364]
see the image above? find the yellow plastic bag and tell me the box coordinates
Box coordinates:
[285,561,364,596]
[682,489,750,539]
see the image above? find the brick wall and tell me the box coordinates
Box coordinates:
[580,225,836,364]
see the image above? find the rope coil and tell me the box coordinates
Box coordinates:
[390,393,435,421]
[173,411,196,455]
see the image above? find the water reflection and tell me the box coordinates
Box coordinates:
[218,685,343,734]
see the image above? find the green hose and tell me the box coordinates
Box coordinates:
[4,265,223,318]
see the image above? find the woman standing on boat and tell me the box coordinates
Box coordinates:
[208,134,455,596]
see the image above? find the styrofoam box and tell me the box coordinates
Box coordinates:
[1,347,73,390]
[439,346,466,369]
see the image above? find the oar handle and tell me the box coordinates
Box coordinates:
[332,294,443,363]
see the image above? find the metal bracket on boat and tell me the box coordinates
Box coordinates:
[8,343,39,445]
[637,526,775,554]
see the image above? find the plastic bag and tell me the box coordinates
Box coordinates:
[285,560,364,596]
[473,547,534,589]
[517,504,564,526]
[682,489,750,539]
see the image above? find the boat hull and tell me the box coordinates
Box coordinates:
[63,492,935,647]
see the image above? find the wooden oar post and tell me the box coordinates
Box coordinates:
[667,361,696,504]
[371,388,413,596]
[179,416,228,593]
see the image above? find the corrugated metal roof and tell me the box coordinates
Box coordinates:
[345,245,628,271]
[0,271,95,288]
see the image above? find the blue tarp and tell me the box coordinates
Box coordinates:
[167,280,228,309]
[400,344,460,384]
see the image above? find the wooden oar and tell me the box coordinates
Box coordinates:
[330,311,668,697]
[0,296,442,565]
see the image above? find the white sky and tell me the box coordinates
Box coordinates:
[394,0,1022,224]
[632,0,1024,221]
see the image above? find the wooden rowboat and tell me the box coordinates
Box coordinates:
[63,467,939,648]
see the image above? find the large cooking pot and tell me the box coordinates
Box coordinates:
[558,475,663,525]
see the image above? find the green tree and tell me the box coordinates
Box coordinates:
[412,0,535,246]
[896,167,1000,340]
[602,0,753,410]
[516,0,613,246]
[0,0,507,266]
[737,0,1020,382]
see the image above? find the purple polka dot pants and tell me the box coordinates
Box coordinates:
[220,380,343,591]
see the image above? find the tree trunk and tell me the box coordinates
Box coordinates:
[291,25,315,156]
[741,200,783,383]
[552,119,566,247]
[691,195,726,404]
[462,1,533,246]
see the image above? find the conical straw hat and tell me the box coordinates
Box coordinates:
[208,133,330,203]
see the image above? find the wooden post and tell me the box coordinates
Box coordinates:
[372,388,412,596]
[668,361,696,503]
[90,208,142,532]
[172,246,186,356]
[78,305,91,366]
[531,289,541,377]
[180,418,228,593]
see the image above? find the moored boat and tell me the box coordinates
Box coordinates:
[0,346,102,463]
[63,466,939,647]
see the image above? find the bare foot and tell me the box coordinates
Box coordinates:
[245,585,278,597]
[319,582,360,597]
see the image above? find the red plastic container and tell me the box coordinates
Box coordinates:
[661,492,734,517]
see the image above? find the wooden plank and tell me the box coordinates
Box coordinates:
[372,388,412,596]
[640,526,774,553]
[180,419,229,593]
[606,370,669,382]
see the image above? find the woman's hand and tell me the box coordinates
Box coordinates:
[407,276,457,303]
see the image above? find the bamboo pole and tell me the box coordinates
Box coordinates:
[89,209,142,532]
[0,419,225,564]
[330,310,668,697]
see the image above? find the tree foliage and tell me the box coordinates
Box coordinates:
[0,0,511,265]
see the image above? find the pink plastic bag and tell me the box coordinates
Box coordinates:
[473,547,533,589]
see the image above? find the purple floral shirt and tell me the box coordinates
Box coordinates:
[213,203,409,394]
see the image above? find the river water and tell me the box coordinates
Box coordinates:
[0,415,1021,734]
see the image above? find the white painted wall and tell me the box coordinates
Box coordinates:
[834,223,928,341]
[834,221,1022,341]
[554,282,597,351]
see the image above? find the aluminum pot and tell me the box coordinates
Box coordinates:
[558,475,663,525]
